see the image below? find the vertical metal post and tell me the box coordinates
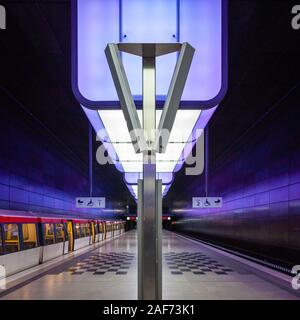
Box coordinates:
[105,42,194,301]
[156,180,162,299]
[89,123,93,197]
[138,56,162,300]
[137,179,143,299]
[205,126,209,197]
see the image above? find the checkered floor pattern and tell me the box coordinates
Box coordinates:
[66,252,135,275]
[164,252,234,275]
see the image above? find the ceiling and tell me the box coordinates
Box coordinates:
[1,1,299,211]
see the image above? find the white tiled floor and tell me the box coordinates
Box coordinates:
[1,230,299,300]
[162,232,299,300]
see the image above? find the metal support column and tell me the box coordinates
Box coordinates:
[137,55,162,300]
[105,42,194,301]
[138,179,162,300]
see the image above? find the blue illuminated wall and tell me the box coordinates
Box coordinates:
[0,102,115,218]
[170,93,300,265]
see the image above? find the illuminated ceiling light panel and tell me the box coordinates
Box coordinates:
[72,0,228,199]
[98,109,201,173]
[82,105,216,198]
[124,172,174,185]
[130,185,167,199]
[72,0,227,108]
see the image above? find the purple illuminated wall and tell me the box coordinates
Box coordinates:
[170,97,300,265]
[0,104,117,219]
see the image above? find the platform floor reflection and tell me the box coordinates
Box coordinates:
[1,230,299,300]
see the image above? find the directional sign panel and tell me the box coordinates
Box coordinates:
[76,197,106,209]
[192,197,222,208]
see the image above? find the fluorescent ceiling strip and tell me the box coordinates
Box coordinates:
[124,172,174,185]
[82,106,208,198]
[130,185,167,199]
[98,109,201,173]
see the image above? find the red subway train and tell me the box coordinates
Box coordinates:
[0,212,126,277]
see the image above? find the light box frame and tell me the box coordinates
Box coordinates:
[71,0,228,110]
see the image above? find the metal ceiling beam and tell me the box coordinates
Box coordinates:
[105,44,146,153]
[155,43,195,153]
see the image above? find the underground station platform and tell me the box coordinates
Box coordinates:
[0,230,299,301]
[1,0,300,317]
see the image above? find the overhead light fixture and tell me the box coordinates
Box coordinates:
[129,184,167,199]
[73,0,228,200]
[83,105,217,198]
[98,109,201,173]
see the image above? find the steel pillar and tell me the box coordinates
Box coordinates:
[137,55,162,300]
[138,178,162,300]
[105,42,194,300]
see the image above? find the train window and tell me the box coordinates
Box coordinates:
[55,224,64,243]
[0,225,3,254]
[22,224,38,250]
[79,224,86,237]
[74,223,81,239]
[80,223,90,238]
[99,223,103,233]
[64,223,68,241]
[94,223,99,234]
[43,224,55,245]
[4,224,20,253]
[86,223,91,237]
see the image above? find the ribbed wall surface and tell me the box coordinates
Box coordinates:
[172,94,300,266]
[0,101,114,218]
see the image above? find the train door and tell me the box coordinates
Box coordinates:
[38,222,44,263]
[66,221,74,252]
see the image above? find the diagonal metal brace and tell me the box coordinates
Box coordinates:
[105,44,146,153]
[155,42,195,153]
